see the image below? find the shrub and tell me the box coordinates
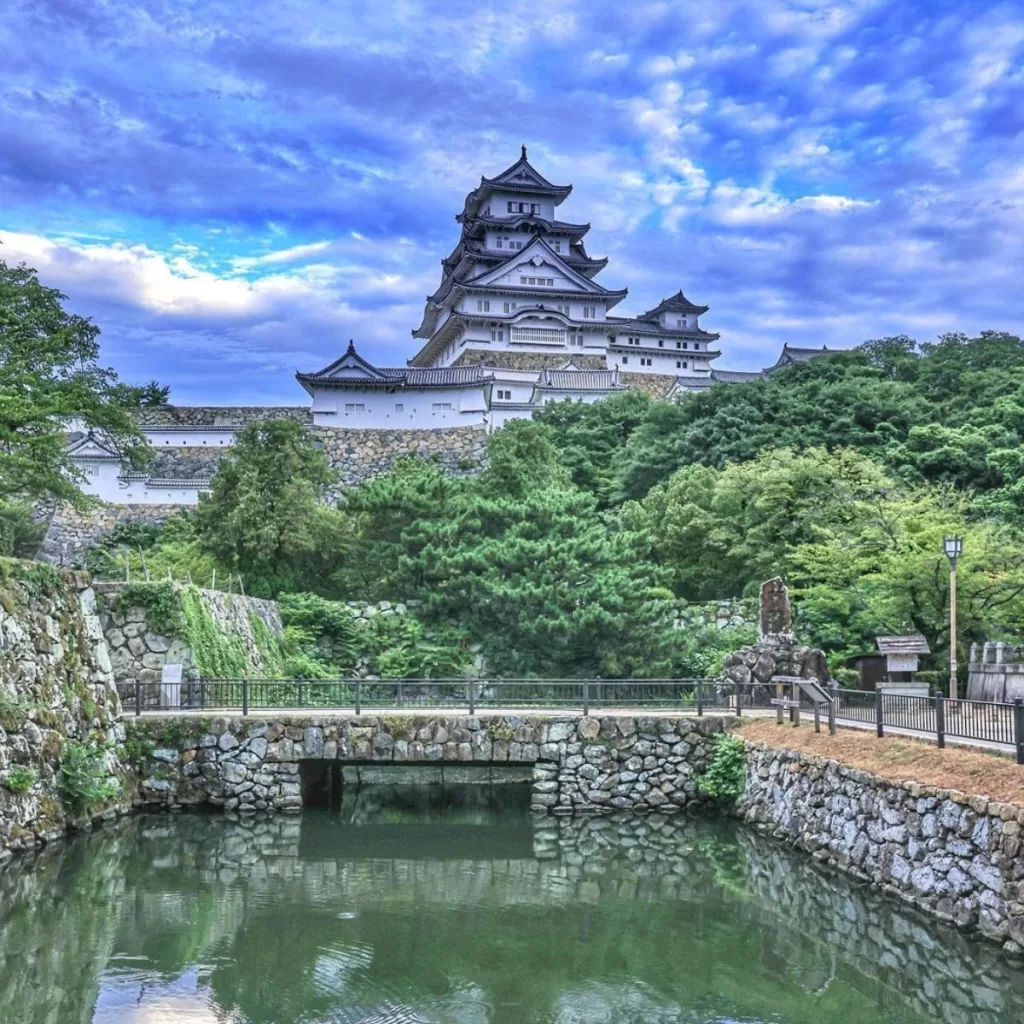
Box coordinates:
[831,667,860,688]
[58,739,121,815]
[4,765,36,793]
[696,734,747,802]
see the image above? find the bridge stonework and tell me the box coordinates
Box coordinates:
[129,712,736,815]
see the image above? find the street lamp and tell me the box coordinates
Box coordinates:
[944,536,964,701]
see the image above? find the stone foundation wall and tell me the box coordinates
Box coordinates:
[619,371,677,397]
[129,713,733,816]
[0,562,129,861]
[676,598,755,632]
[738,743,1024,954]
[313,425,487,487]
[95,583,284,691]
[36,503,185,566]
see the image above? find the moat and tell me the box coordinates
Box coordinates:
[2,784,1023,1024]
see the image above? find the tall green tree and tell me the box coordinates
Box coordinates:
[195,419,342,596]
[0,258,149,505]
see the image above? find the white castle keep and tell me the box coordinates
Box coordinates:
[68,148,831,505]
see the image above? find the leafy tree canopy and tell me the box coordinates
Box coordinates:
[0,257,151,505]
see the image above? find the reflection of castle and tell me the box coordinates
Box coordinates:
[65,150,834,506]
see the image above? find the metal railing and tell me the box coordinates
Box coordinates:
[121,676,1024,763]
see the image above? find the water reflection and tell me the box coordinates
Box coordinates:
[0,785,1022,1024]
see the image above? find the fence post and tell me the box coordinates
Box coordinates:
[397,682,404,708]
[594,676,601,713]
[583,678,590,717]
[935,693,946,750]
[242,677,249,718]
[1015,699,1024,766]
[297,674,304,710]
[875,688,884,738]
[468,679,476,716]
[696,679,704,717]
[813,700,820,734]
[355,679,361,716]
[828,681,837,736]
[135,678,141,717]
[736,683,742,717]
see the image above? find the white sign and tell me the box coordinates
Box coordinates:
[160,663,183,709]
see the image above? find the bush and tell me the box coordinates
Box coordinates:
[4,765,36,793]
[832,667,860,688]
[696,734,747,802]
[58,739,121,815]
[0,502,46,558]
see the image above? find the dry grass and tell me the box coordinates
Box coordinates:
[739,719,1024,805]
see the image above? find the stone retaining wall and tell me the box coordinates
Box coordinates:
[130,406,310,427]
[738,742,1024,954]
[0,563,129,861]
[313,424,487,486]
[130,713,733,815]
[36,503,185,566]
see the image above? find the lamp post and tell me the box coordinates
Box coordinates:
[943,536,964,702]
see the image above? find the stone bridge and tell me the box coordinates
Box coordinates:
[130,711,735,815]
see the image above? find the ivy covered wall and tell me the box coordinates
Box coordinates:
[97,581,285,692]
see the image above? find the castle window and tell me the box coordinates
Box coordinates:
[477,300,490,312]
[553,241,561,252]
[683,342,688,349]
[432,403,453,413]
[676,361,681,369]
[570,333,583,346]
[622,356,629,365]
[676,342,681,349]
[507,201,514,212]
[345,403,365,414]
[641,357,653,367]
[496,239,503,249]
[658,340,664,348]
[395,404,404,413]
[497,389,511,400]
[504,301,517,313]
[490,328,505,342]
[530,203,539,214]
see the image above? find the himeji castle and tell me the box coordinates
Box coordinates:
[297,146,754,430]
[66,148,835,507]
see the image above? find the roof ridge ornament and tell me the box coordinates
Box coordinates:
[521,143,527,159]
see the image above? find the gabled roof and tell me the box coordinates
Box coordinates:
[641,290,709,318]
[296,341,393,385]
[67,431,121,460]
[461,236,626,302]
[459,146,572,221]
[876,635,931,655]
[465,214,589,239]
[297,343,490,391]
[670,375,716,392]
[765,344,833,372]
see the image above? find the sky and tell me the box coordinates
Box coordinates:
[2,0,1023,405]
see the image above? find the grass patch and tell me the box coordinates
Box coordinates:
[739,720,1024,805]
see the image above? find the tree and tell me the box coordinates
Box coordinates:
[112,380,171,407]
[195,419,340,596]
[622,447,891,600]
[0,258,149,505]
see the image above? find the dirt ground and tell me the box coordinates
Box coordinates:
[739,719,1024,805]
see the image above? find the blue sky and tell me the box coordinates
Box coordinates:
[2,0,1023,404]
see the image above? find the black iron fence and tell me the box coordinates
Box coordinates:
[122,676,1024,763]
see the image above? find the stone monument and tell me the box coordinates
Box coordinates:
[759,577,792,639]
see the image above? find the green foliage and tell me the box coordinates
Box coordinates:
[0,257,153,506]
[671,624,759,678]
[359,615,471,680]
[248,610,286,677]
[195,419,341,597]
[696,735,747,802]
[832,667,859,688]
[3,765,36,793]
[58,739,121,815]
[114,580,182,635]
[0,501,46,557]
[178,586,249,678]
[278,592,359,677]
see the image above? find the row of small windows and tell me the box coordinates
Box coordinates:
[616,337,696,351]
[581,306,598,319]
[496,389,512,400]
[345,402,452,414]
[508,201,541,214]
[495,237,525,250]
[620,357,689,369]
[520,275,554,286]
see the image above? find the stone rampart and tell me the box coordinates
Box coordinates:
[36,503,185,566]
[95,582,284,693]
[130,405,310,427]
[0,561,129,860]
[738,742,1024,953]
[452,350,607,370]
[676,597,755,632]
[313,424,487,486]
[129,712,733,815]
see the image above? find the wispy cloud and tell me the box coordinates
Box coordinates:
[0,0,1022,401]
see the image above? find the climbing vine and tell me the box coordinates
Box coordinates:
[696,734,748,803]
[179,586,249,678]
[114,581,182,635]
[58,739,121,815]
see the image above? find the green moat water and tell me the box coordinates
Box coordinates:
[1,784,1023,1024]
